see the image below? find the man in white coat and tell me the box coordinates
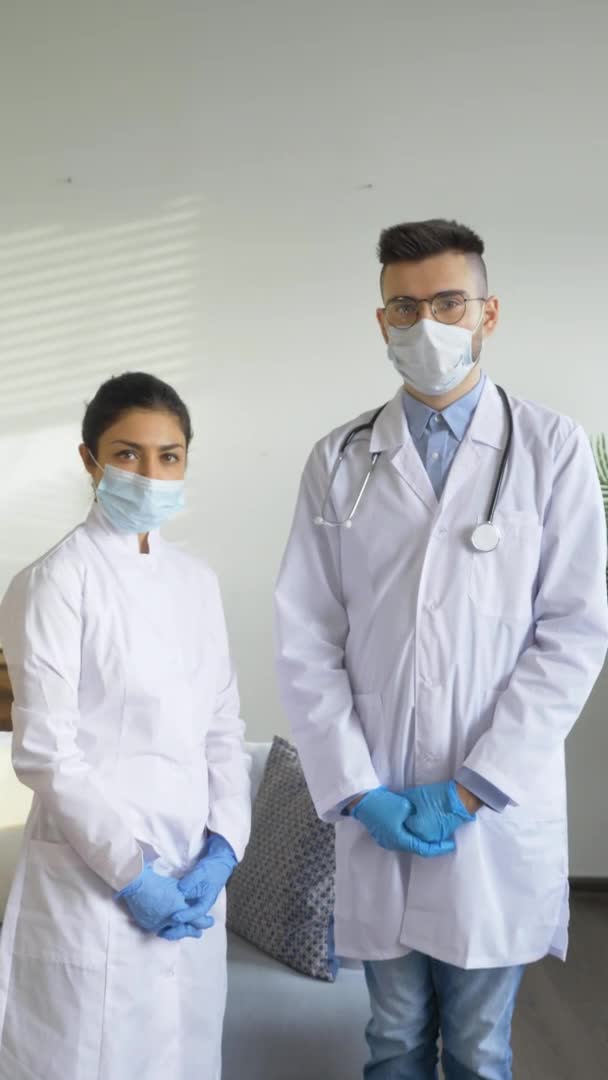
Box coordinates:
[274,219,608,1079]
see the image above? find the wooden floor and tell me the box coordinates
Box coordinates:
[507,891,608,1079]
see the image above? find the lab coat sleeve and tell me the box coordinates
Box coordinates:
[274,445,381,822]
[455,766,510,812]
[0,562,144,892]
[204,575,251,861]
[463,425,608,804]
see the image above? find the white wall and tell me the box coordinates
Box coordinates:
[1,1,607,874]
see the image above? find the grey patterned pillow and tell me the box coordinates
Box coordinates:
[226,735,338,982]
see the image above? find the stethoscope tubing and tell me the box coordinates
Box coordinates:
[316,387,513,536]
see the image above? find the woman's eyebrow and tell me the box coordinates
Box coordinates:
[110,439,185,451]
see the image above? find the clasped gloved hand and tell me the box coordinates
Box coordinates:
[401,780,476,843]
[115,864,194,934]
[351,787,456,857]
[169,834,237,931]
[158,919,213,942]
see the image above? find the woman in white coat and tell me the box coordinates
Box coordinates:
[0,372,251,1080]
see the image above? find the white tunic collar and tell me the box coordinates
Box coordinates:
[84,500,163,559]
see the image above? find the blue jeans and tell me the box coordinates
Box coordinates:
[363,952,524,1080]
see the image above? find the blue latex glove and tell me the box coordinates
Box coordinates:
[352,787,456,857]
[158,919,214,941]
[171,834,237,928]
[402,780,476,843]
[115,864,191,933]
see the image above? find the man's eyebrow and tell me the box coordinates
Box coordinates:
[385,289,471,303]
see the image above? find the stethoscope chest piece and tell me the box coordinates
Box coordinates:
[471,521,502,552]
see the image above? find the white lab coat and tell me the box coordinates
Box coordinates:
[275,377,608,969]
[0,503,251,1080]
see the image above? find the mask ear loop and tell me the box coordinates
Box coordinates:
[473,300,487,333]
[470,299,488,367]
[86,448,104,499]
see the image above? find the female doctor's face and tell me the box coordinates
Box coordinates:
[79,408,188,485]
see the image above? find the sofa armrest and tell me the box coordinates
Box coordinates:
[245,741,273,805]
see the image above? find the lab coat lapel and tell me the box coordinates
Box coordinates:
[438,438,481,512]
[438,377,506,513]
[370,388,437,512]
[390,442,438,511]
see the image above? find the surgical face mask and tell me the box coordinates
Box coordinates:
[89,455,185,533]
[387,317,480,396]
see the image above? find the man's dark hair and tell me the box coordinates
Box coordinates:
[377,218,487,297]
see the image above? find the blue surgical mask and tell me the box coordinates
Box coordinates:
[90,457,185,533]
[387,317,481,396]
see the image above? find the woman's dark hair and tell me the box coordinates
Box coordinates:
[82,372,193,456]
[377,218,487,296]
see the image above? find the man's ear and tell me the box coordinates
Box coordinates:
[482,296,499,338]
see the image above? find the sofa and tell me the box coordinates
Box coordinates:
[0,734,370,1079]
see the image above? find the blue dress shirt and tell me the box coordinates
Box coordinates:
[402,372,485,499]
[402,372,509,813]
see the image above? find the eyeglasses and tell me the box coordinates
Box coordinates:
[384,291,487,330]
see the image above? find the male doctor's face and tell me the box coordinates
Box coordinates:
[376,250,499,361]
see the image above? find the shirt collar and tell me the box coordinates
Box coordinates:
[402,370,486,443]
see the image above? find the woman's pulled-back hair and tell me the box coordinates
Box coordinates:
[82,372,193,457]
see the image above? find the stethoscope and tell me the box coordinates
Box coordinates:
[314,385,513,552]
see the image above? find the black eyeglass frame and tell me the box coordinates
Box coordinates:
[383,291,487,328]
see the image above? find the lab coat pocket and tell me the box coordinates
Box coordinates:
[4,841,110,1080]
[14,839,111,968]
[468,511,542,620]
[479,811,568,923]
[353,693,387,774]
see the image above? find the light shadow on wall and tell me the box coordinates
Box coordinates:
[0,196,202,435]
[0,197,202,585]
